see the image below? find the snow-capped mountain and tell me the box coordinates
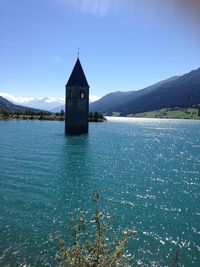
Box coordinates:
[0,92,100,112]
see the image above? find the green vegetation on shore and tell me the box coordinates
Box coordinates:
[1,107,199,120]
[0,109,106,122]
[128,107,200,119]
[0,109,64,121]
[88,111,107,122]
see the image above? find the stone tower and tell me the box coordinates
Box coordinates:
[65,58,89,135]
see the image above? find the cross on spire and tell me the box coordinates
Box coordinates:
[77,47,80,58]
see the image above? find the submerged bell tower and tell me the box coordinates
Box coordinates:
[65,57,89,135]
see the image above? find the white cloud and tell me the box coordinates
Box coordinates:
[0,92,100,110]
[0,92,34,104]
[57,0,193,18]
[58,0,121,16]
[89,94,101,102]
[42,97,65,104]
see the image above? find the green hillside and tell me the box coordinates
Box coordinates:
[128,107,200,119]
[90,67,200,115]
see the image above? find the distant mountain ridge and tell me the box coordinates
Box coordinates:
[0,96,48,113]
[90,76,179,113]
[1,67,200,115]
[0,93,64,111]
[90,68,200,115]
[119,68,200,115]
[0,93,100,111]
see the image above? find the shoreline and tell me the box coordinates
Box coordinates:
[0,116,199,121]
[0,115,106,122]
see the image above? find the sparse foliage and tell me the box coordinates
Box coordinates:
[55,193,135,267]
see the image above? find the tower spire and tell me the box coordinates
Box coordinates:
[65,56,90,135]
[66,57,89,87]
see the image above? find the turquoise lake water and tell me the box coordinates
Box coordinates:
[0,118,199,266]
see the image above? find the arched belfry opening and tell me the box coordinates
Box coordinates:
[65,58,90,135]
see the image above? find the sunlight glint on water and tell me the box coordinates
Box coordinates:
[0,118,199,266]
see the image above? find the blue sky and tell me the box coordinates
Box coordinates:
[0,0,200,99]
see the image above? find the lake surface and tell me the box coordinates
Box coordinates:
[0,118,199,266]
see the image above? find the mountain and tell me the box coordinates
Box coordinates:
[0,96,15,111]
[0,93,64,111]
[2,67,199,115]
[89,76,179,113]
[24,97,65,111]
[0,93,100,111]
[49,95,102,112]
[22,97,63,111]
[0,96,48,113]
[90,91,134,113]
[118,68,200,115]
[51,105,65,113]
[46,95,101,112]
[90,67,200,115]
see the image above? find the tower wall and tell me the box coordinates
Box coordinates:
[65,86,89,135]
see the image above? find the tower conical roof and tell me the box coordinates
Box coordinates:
[66,58,89,87]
